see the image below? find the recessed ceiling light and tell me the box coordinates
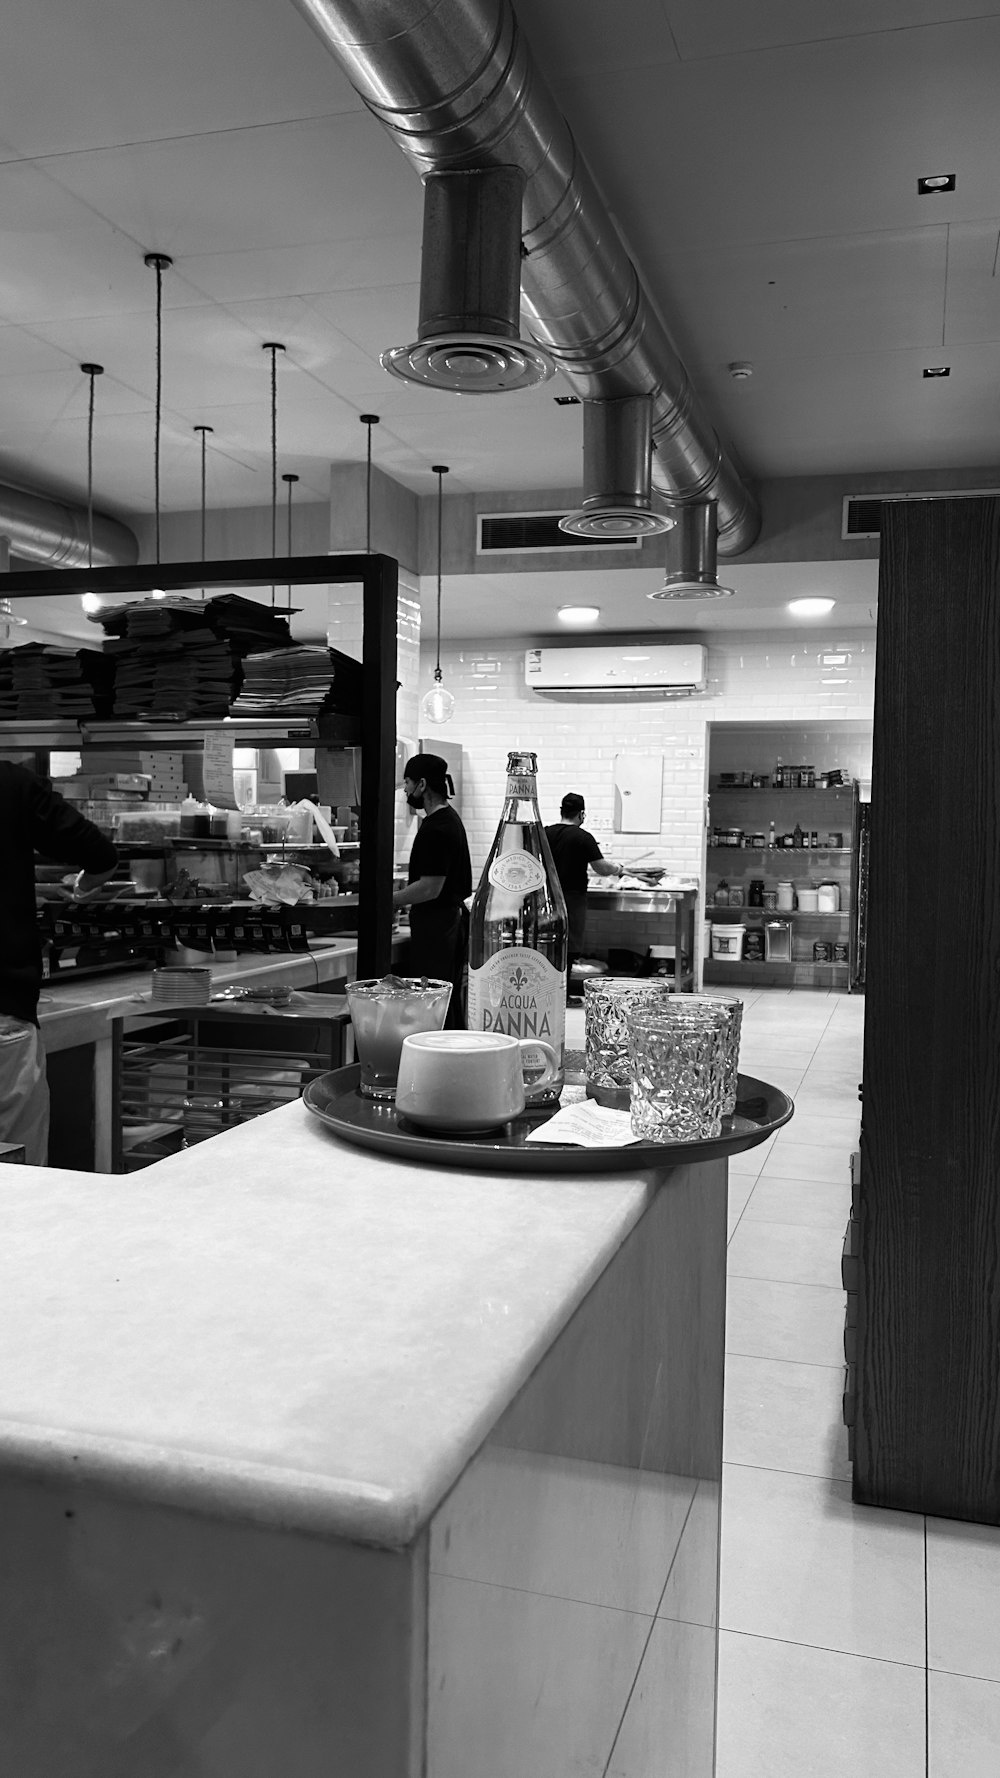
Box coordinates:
[80,592,102,613]
[558,605,600,626]
[151,588,169,599]
[728,361,753,380]
[923,366,950,378]
[917,174,956,195]
[788,598,835,617]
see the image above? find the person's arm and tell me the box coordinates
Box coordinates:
[27,774,118,877]
[591,856,625,879]
[392,875,446,910]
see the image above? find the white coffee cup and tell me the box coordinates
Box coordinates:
[395,1030,558,1133]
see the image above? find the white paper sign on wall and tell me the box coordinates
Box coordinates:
[613,754,663,832]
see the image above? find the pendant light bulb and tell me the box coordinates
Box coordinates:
[421,672,455,726]
[422,462,454,723]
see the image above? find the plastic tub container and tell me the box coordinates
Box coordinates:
[115,808,182,842]
[711,923,746,960]
[776,881,795,912]
[797,887,820,912]
[817,882,841,912]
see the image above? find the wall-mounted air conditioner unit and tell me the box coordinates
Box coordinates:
[525,644,707,697]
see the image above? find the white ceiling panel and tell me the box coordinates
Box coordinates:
[941,222,1000,345]
[182,235,424,306]
[27,297,376,410]
[0,0,357,159]
[39,113,423,260]
[657,229,949,371]
[662,0,1000,59]
[696,340,1000,476]
[516,0,680,79]
[550,17,1000,251]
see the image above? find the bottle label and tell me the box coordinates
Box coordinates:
[468,945,566,1046]
[505,773,536,800]
[488,849,546,894]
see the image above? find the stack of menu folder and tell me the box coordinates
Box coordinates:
[230,645,364,719]
[0,643,115,720]
[92,596,293,720]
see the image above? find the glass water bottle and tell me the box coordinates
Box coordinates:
[467,751,567,1105]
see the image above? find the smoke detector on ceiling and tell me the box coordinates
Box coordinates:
[728,361,753,381]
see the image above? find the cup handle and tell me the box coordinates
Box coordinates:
[518,1039,558,1093]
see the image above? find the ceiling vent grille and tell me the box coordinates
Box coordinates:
[478,511,641,555]
[842,488,1000,541]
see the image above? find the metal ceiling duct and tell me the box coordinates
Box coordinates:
[559,395,674,539]
[649,501,735,600]
[382,167,553,394]
[289,0,760,554]
[0,480,138,570]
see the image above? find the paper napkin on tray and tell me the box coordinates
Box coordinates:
[525,1098,638,1148]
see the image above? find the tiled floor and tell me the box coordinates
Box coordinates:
[718,986,1000,1777]
[567,986,1000,1775]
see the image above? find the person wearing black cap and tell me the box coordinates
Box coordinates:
[392,753,472,1028]
[544,792,625,1001]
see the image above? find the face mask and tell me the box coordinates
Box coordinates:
[405,785,425,812]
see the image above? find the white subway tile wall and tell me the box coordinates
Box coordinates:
[429,630,877,880]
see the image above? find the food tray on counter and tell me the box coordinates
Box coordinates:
[303,1064,793,1174]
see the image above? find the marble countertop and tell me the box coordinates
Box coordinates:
[0,1102,659,1549]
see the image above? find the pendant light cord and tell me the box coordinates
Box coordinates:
[282,472,298,616]
[263,343,285,609]
[432,463,448,681]
[80,363,103,570]
[144,253,172,564]
[361,415,379,553]
[194,425,213,600]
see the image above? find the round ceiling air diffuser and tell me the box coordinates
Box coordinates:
[647,500,734,598]
[382,167,553,395]
[559,504,674,539]
[559,395,674,538]
[381,333,552,395]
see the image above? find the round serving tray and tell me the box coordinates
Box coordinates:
[302,1064,793,1175]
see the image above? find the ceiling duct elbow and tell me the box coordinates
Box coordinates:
[649,501,734,600]
[381,168,553,394]
[0,480,138,570]
[559,395,674,539]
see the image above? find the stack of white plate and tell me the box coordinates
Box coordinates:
[150,966,212,1007]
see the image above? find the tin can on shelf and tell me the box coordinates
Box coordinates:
[744,928,765,961]
[813,940,831,963]
[833,941,849,962]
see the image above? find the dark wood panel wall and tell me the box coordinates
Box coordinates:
[856,497,1000,1520]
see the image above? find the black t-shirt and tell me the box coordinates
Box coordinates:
[0,763,118,1023]
[544,822,603,896]
[408,803,472,935]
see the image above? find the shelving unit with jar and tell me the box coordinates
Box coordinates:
[704,778,861,989]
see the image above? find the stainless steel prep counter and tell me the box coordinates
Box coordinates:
[38,938,377,1172]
